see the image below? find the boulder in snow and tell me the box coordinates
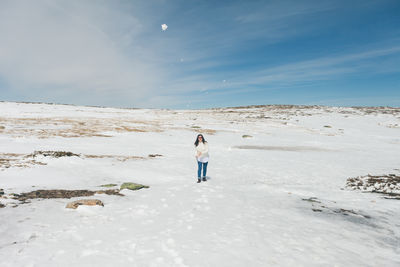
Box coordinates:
[66,199,104,209]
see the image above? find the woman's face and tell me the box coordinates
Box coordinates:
[198,135,203,141]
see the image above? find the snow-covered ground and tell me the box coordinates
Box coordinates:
[0,102,399,267]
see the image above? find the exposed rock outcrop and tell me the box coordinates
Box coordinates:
[66,199,104,209]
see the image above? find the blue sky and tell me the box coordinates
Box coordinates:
[0,0,399,109]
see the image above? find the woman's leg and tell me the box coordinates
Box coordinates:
[202,162,208,178]
[197,161,202,178]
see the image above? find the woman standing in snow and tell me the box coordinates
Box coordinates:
[194,134,209,183]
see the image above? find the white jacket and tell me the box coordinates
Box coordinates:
[195,142,209,163]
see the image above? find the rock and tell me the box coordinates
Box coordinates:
[0,203,5,208]
[66,199,104,209]
[120,182,149,191]
[148,154,163,158]
[0,189,3,196]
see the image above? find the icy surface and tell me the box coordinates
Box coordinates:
[0,102,400,266]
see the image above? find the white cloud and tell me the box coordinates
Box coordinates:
[0,0,165,105]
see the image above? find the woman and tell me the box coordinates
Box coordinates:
[194,134,209,183]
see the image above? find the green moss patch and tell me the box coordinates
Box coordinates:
[120,182,149,191]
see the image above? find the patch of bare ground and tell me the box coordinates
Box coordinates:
[83,154,146,161]
[0,153,47,170]
[5,182,149,207]
[351,106,400,116]
[346,174,400,199]
[302,197,373,225]
[0,117,164,138]
[1,151,155,170]
[207,105,327,120]
[12,189,123,202]
[193,128,217,135]
[207,105,400,121]
[233,145,332,152]
[30,151,80,158]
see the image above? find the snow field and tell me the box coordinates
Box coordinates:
[0,102,399,266]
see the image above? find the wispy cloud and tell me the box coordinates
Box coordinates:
[144,42,400,109]
[0,0,165,105]
[244,45,400,85]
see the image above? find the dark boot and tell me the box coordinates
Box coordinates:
[197,178,201,183]
[202,177,207,182]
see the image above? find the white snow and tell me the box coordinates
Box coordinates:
[0,102,400,266]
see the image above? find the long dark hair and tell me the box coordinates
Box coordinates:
[194,134,207,146]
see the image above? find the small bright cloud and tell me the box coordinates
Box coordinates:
[161,24,168,31]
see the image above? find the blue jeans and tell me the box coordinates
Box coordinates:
[197,161,208,178]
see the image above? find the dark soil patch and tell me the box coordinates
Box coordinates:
[12,189,123,202]
[303,197,372,221]
[30,151,80,158]
[346,174,400,197]
[302,197,321,203]
[148,154,163,158]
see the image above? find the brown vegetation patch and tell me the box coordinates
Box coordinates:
[346,174,400,197]
[200,129,217,135]
[30,151,80,158]
[351,106,400,116]
[233,145,331,152]
[0,153,47,170]
[189,128,216,135]
[84,154,145,161]
[0,117,164,139]
[115,126,148,132]
[1,150,147,170]
[12,189,123,202]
